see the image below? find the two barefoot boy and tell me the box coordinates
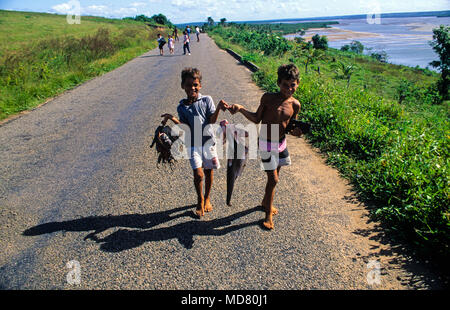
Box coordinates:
[161,64,302,229]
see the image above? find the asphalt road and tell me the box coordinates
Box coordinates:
[0,34,445,289]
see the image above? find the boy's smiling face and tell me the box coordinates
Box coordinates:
[182,77,202,102]
[278,78,299,99]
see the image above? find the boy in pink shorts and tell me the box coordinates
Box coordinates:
[225,64,303,229]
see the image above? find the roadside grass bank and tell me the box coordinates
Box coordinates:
[208,26,449,265]
[0,10,168,120]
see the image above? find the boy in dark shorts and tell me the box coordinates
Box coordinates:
[226,64,303,229]
[157,34,166,56]
[161,68,229,217]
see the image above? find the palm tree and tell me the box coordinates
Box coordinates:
[304,48,324,74]
[207,17,214,27]
[334,61,356,88]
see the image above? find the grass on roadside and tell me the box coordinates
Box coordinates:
[0,10,168,120]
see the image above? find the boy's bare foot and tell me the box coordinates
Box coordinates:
[194,207,204,217]
[194,200,204,217]
[262,214,274,230]
[204,199,213,212]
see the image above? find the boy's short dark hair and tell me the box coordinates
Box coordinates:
[181,67,202,86]
[277,64,299,83]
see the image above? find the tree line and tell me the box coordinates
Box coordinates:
[123,14,173,27]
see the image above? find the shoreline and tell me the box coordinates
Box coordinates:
[285,19,444,42]
[282,23,438,70]
[285,26,381,41]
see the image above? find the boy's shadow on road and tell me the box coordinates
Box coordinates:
[23,205,260,252]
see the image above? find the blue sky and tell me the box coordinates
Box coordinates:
[1,0,449,24]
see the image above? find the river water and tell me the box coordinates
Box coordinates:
[284,16,450,69]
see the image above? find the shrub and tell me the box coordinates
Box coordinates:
[350,40,364,54]
[396,79,442,105]
[429,25,450,101]
[370,50,388,63]
[311,34,328,50]
[340,45,350,52]
[210,26,292,56]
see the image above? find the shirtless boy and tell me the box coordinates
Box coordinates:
[226,64,302,229]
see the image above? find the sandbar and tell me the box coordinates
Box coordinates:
[290,27,381,42]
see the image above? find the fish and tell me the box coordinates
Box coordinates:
[150,124,180,167]
[220,120,248,206]
[226,138,248,206]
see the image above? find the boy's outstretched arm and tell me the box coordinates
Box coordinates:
[208,100,229,124]
[161,113,181,125]
[229,96,265,124]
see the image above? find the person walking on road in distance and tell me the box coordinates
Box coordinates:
[161,68,230,217]
[168,35,175,55]
[224,64,303,230]
[186,25,191,39]
[196,26,200,42]
[173,26,179,42]
[183,31,191,55]
[157,33,166,56]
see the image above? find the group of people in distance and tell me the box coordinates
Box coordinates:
[161,64,303,230]
[157,25,201,56]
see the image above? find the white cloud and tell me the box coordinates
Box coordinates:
[86,5,108,12]
[81,4,110,16]
[53,2,148,18]
[114,7,138,16]
[130,2,148,8]
[51,2,72,14]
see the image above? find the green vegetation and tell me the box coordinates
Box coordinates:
[204,20,338,36]
[0,10,169,120]
[429,25,450,101]
[235,21,338,35]
[209,24,293,56]
[123,14,173,27]
[333,61,356,88]
[311,34,328,50]
[340,40,364,54]
[209,23,449,261]
[207,17,215,27]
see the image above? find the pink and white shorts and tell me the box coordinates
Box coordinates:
[258,138,291,171]
[189,145,220,170]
